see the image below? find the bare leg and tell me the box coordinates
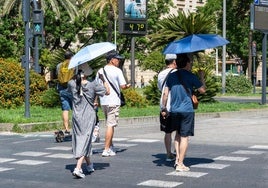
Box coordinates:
[178,136,189,165]
[84,156,91,166]
[75,156,85,170]
[104,126,114,150]
[164,133,172,155]
[62,110,69,132]
[175,132,181,164]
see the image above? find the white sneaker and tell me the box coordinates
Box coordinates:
[73,168,85,178]
[102,149,116,157]
[86,163,95,173]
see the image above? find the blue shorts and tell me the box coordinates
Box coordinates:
[59,89,72,111]
[170,112,195,137]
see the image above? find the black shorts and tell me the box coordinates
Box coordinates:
[159,113,174,133]
[170,112,195,137]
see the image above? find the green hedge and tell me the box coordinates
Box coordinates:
[0,58,47,108]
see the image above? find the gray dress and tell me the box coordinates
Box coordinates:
[68,79,106,158]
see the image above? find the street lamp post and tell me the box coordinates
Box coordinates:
[252,41,257,94]
[222,0,226,94]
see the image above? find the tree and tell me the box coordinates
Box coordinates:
[1,0,78,21]
[200,0,263,81]
[148,11,215,50]
[81,0,118,42]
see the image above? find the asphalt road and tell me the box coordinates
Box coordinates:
[0,109,268,188]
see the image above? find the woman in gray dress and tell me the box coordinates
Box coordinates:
[68,63,110,178]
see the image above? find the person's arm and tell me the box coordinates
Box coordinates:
[161,86,169,118]
[198,86,206,94]
[121,83,131,90]
[98,73,110,95]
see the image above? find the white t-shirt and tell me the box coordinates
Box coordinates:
[97,65,127,106]
[158,68,177,111]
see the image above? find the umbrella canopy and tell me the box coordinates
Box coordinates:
[68,42,116,69]
[163,34,230,54]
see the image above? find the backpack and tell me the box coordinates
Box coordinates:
[57,60,74,86]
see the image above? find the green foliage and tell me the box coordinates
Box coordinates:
[225,75,253,94]
[138,51,165,73]
[143,75,161,105]
[216,75,253,94]
[12,124,24,133]
[40,88,60,108]
[192,53,220,103]
[122,88,148,108]
[0,15,24,59]
[0,58,47,108]
[149,10,215,50]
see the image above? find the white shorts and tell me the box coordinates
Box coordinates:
[101,105,120,127]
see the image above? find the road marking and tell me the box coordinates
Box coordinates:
[11,160,50,165]
[0,167,14,172]
[191,163,230,169]
[167,171,208,178]
[13,151,50,157]
[232,150,265,155]
[113,138,129,141]
[45,153,73,159]
[249,145,268,150]
[137,180,183,187]
[128,139,160,143]
[112,143,138,147]
[213,156,249,161]
[0,158,17,163]
[46,146,72,151]
[12,139,41,144]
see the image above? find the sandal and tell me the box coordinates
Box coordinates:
[175,163,190,172]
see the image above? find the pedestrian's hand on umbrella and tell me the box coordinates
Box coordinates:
[98,73,105,83]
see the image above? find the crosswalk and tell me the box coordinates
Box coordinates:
[137,145,268,187]
[0,134,267,187]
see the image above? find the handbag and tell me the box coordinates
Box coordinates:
[119,91,126,107]
[103,68,126,107]
[191,94,199,109]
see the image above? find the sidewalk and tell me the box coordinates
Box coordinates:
[1,107,268,133]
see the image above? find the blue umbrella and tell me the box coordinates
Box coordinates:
[163,34,230,54]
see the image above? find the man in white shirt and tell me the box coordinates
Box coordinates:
[96,51,131,157]
[158,54,178,162]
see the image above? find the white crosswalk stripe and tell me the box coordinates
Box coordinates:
[249,145,268,150]
[0,158,16,163]
[137,180,183,187]
[11,160,50,165]
[0,167,14,172]
[166,171,208,178]
[13,151,50,157]
[128,139,160,143]
[232,150,266,155]
[112,138,129,141]
[45,153,73,159]
[191,163,230,169]
[213,156,249,161]
[46,146,72,151]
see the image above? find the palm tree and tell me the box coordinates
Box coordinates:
[80,0,118,42]
[1,0,78,21]
[149,11,215,50]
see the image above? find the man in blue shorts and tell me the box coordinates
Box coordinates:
[56,51,74,134]
[161,53,205,172]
